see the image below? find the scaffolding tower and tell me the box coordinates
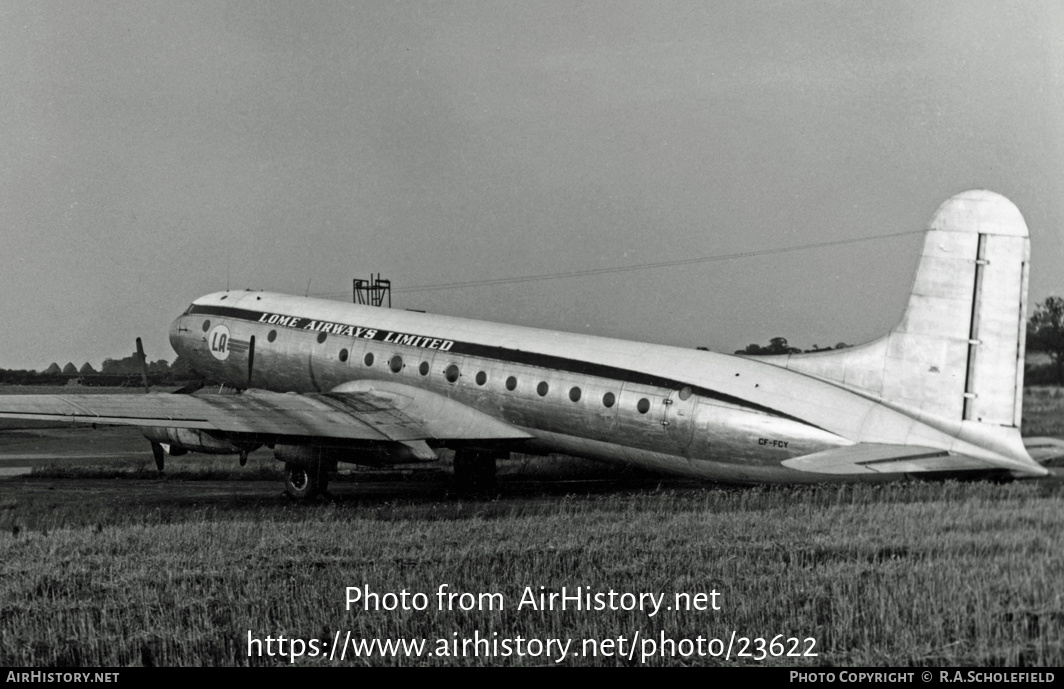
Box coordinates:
[352,274,391,308]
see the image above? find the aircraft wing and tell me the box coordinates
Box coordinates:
[0,381,533,444]
[781,443,1046,476]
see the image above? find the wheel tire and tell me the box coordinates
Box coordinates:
[475,454,496,492]
[453,451,496,495]
[284,462,318,500]
[453,451,475,493]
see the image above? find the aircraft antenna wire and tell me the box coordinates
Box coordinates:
[307,228,925,298]
[391,229,926,295]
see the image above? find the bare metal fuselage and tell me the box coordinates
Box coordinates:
[166,292,923,483]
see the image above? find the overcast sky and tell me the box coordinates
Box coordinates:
[1,1,1061,369]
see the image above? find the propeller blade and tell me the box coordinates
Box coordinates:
[247,335,256,388]
[150,441,165,472]
[135,337,150,393]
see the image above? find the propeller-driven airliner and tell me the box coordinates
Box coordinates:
[1,190,1058,498]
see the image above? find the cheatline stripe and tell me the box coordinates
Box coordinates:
[187,304,823,429]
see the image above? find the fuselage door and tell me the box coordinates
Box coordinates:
[664,386,698,450]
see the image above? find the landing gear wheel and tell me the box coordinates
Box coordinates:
[476,455,496,492]
[283,462,332,500]
[284,463,319,500]
[453,450,497,495]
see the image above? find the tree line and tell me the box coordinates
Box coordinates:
[734,338,851,355]
[0,354,202,387]
[1027,296,1064,385]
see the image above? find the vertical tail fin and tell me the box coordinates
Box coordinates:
[782,190,1030,427]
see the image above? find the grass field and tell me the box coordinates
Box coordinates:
[1020,386,1064,437]
[0,387,1062,667]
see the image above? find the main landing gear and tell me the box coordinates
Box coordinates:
[453,449,498,495]
[283,462,331,500]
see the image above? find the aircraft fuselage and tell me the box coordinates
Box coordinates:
[170,291,853,482]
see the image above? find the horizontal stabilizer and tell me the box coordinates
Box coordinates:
[1022,437,1064,465]
[782,443,1030,476]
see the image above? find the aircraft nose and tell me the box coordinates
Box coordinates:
[169,315,194,355]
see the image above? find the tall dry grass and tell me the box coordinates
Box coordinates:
[2,481,1061,666]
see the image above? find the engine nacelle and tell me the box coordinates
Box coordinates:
[274,442,436,469]
[142,427,260,456]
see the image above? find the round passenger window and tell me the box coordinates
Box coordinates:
[445,364,460,383]
[506,376,517,391]
[603,392,616,408]
[637,398,651,414]
[267,330,277,343]
[201,320,211,332]
[569,387,581,402]
[317,332,327,344]
[475,371,487,386]
[339,348,348,362]
[678,386,692,401]
[389,355,403,373]
[419,361,429,376]
[537,381,549,397]
[364,352,374,366]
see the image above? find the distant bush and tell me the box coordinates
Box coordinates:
[0,369,66,386]
[1024,363,1061,386]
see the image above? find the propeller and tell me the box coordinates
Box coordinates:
[246,334,255,389]
[137,338,165,472]
[150,441,165,472]
[135,337,150,394]
[236,337,256,467]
